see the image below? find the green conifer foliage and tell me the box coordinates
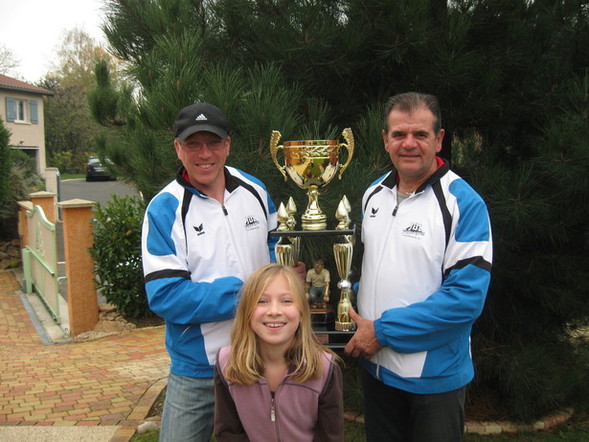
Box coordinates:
[0,119,10,210]
[92,0,589,420]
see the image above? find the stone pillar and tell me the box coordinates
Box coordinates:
[30,191,56,224]
[59,198,98,336]
[17,201,34,294]
[17,201,33,248]
[44,168,60,196]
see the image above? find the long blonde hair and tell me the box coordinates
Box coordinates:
[224,263,338,385]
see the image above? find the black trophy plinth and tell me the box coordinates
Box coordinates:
[312,326,355,350]
[310,304,335,327]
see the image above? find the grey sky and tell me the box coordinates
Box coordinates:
[0,0,105,82]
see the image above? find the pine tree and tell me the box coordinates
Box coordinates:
[40,29,121,172]
[451,0,589,420]
[92,0,589,420]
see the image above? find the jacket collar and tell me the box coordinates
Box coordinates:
[176,166,236,195]
[381,157,450,193]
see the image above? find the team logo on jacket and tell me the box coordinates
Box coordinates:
[370,207,379,217]
[245,215,260,231]
[402,222,425,238]
[193,223,205,236]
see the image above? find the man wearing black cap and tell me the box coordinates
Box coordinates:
[141,103,280,441]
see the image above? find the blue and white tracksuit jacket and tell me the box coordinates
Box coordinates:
[358,159,492,394]
[141,166,277,378]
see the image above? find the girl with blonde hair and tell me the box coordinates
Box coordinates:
[214,263,344,441]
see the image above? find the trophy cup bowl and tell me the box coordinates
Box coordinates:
[270,128,354,230]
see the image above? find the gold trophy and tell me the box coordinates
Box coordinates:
[285,197,300,262]
[270,129,354,230]
[274,201,299,267]
[333,198,356,331]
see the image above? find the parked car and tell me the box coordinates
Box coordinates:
[85,157,115,181]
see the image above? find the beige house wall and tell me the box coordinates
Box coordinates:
[0,89,49,177]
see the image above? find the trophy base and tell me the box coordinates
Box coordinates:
[302,218,327,231]
[334,321,356,331]
[311,305,334,327]
[313,327,355,350]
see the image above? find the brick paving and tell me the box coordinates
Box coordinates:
[0,270,169,441]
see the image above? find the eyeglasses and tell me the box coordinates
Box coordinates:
[181,138,226,152]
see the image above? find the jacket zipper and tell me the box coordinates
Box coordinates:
[377,189,422,375]
[392,190,414,216]
[220,198,247,277]
[375,191,406,373]
[272,384,284,441]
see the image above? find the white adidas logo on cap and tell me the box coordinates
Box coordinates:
[195,113,208,121]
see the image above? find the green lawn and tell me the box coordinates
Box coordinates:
[131,416,589,442]
[60,173,85,180]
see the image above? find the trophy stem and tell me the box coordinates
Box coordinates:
[335,288,356,331]
[301,185,327,230]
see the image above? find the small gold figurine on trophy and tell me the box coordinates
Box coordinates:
[270,129,354,230]
[305,258,330,308]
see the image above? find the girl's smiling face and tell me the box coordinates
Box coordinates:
[251,273,302,351]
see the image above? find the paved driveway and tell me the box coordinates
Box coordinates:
[59,178,140,206]
[0,270,168,442]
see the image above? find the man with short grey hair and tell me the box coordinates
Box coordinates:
[346,92,493,441]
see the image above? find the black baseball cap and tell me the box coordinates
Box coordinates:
[174,103,230,141]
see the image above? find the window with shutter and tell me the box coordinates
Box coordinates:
[5,97,16,122]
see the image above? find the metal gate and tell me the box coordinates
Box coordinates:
[21,205,61,324]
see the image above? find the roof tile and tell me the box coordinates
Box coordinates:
[0,74,53,96]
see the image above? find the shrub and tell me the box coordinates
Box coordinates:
[49,151,74,174]
[0,141,45,240]
[0,119,13,239]
[90,195,152,319]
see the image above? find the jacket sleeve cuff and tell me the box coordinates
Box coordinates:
[373,318,387,347]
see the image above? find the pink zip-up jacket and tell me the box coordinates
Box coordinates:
[214,346,344,441]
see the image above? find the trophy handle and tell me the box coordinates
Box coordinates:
[270,130,288,181]
[337,127,354,179]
